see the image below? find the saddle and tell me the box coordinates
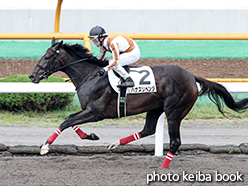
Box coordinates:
[108,65,157,118]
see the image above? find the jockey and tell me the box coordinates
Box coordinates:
[88,25,141,87]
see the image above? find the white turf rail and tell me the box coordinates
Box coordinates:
[0,82,248,93]
[1,82,248,156]
[0,82,76,93]
[197,82,248,93]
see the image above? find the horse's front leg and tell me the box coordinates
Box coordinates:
[68,111,99,140]
[40,109,99,155]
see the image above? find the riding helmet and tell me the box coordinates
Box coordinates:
[88,26,107,38]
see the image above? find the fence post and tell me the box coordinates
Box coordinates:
[84,36,92,52]
[54,0,63,33]
[155,112,165,156]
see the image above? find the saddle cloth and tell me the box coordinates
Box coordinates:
[108,66,157,94]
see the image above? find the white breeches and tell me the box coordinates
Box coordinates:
[108,42,140,66]
[108,43,140,79]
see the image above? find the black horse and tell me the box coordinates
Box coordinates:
[29,39,248,168]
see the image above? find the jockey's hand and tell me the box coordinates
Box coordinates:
[102,59,109,67]
[97,69,105,76]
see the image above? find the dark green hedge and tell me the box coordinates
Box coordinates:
[0,75,74,111]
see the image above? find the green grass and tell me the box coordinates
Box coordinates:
[185,104,248,119]
[1,103,248,128]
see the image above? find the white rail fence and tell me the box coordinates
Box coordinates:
[0,82,76,93]
[1,82,248,156]
[1,82,248,93]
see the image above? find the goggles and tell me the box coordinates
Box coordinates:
[90,37,100,47]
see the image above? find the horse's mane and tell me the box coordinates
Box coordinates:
[59,43,108,67]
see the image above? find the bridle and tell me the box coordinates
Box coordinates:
[36,48,64,79]
[36,47,98,90]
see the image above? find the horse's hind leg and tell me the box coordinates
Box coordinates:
[108,107,164,149]
[160,90,198,168]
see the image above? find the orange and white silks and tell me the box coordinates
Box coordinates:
[98,35,140,69]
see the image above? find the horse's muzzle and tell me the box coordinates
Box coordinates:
[29,73,39,84]
[29,73,43,84]
[29,69,50,83]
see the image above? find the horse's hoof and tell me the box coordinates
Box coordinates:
[40,144,49,155]
[86,133,99,140]
[108,141,120,150]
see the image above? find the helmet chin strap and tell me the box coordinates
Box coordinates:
[99,35,107,46]
[98,37,103,46]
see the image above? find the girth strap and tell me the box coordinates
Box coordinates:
[117,87,127,118]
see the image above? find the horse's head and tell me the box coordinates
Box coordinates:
[29,38,108,84]
[29,38,64,83]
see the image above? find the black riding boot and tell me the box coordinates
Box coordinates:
[118,77,134,87]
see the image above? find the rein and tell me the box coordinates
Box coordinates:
[37,48,99,90]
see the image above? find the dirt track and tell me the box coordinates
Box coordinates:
[0,154,247,186]
[0,123,247,185]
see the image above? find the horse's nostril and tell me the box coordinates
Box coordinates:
[29,74,34,80]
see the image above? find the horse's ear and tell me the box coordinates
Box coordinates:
[51,37,56,45]
[57,40,63,48]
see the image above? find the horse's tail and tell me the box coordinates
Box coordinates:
[195,76,248,115]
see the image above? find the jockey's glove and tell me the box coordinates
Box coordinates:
[97,68,106,76]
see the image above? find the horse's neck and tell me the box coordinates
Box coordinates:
[63,59,100,87]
